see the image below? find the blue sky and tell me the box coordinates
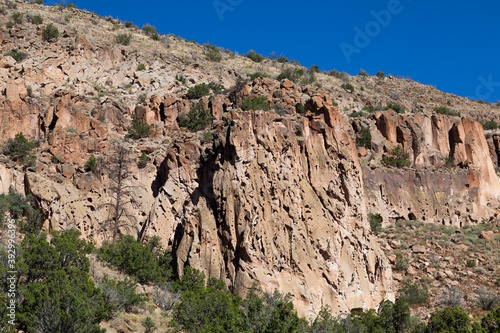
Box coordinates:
[50,0,500,103]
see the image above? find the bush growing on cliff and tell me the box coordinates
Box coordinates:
[31,14,43,24]
[341,83,355,93]
[277,68,304,82]
[241,96,270,111]
[382,145,411,168]
[43,23,59,42]
[137,152,149,169]
[4,49,27,62]
[481,120,498,130]
[204,44,222,62]
[356,126,372,149]
[245,50,265,63]
[127,118,151,139]
[434,106,460,117]
[178,101,214,132]
[369,213,382,234]
[115,33,131,45]
[84,154,98,173]
[187,83,210,99]
[142,24,159,40]
[400,280,429,305]
[2,133,35,164]
[386,103,405,114]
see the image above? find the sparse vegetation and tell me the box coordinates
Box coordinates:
[137,152,149,169]
[386,103,405,114]
[178,101,214,132]
[382,145,411,168]
[31,14,43,24]
[481,120,498,130]
[434,106,460,117]
[249,72,270,81]
[376,71,385,78]
[136,63,146,71]
[205,44,222,62]
[241,96,269,111]
[4,49,27,62]
[341,83,355,93]
[476,288,499,311]
[277,56,289,63]
[142,24,159,40]
[11,12,23,24]
[245,50,265,63]
[277,68,304,82]
[43,23,59,42]
[400,281,429,305]
[358,69,368,76]
[127,118,151,139]
[395,252,409,272]
[115,33,131,45]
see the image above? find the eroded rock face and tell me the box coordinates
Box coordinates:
[362,112,500,226]
[147,109,394,317]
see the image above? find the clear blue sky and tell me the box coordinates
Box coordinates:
[50,0,500,103]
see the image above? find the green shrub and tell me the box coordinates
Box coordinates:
[142,24,159,40]
[124,21,136,28]
[2,133,35,164]
[4,49,27,62]
[205,44,222,62]
[356,126,372,149]
[395,252,409,272]
[67,127,77,133]
[296,103,305,114]
[98,235,172,284]
[43,23,59,42]
[481,306,500,332]
[208,82,226,95]
[277,68,304,82]
[137,152,149,169]
[178,101,214,132]
[13,230,105,332]
[138,94,147,103]
[31,14,43,24]
[476,288,500,311]
[383,145,411,168]
[277,56,289,63]
[249,72,270,81]
[97,276,146,317]
[142,316,156,333]
[482,120,498,130]
[11,12,23,24]
[201,130,213,143]
[358,69,368,76]
[128,118,151,139]
[368,213,382,234]
[273,90,282,98]
[245,50,265,63]
[187,83,210,99]
[115,33,131,45]
[400,281,429,305]
[29,0,44,4]
[241,96,269,111]
[341,83,355,93]
[466,259,475,267]
[136,63,146,71]
[67,2,76,8]
[434,106,460,117]
[376,71,385,78]
[84,154,98,173]
[51,155,60,164]
[349,111,364,118]
[427,307,471,333]
[386,103,405,114]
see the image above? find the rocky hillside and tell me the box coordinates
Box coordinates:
[0,0,499,319]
